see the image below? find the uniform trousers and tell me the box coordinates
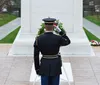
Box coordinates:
[41,75,60,85]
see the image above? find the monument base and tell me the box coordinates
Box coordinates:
[8,29,95,57]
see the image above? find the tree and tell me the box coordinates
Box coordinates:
[11,0,21,16]
[0,0,10,12]
[12,0,20,8]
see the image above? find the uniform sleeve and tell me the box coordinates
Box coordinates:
[59,31,71,46]
[34,38,40,71]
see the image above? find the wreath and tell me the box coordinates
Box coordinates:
[37,20,66,36]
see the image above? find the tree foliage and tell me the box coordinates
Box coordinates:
[12,0,20,8]
[0,0,10,12]
[0,0,20,13]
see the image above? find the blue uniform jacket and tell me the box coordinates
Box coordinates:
[34,31,71,76]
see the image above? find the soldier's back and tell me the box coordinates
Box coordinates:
[37,32,61,55]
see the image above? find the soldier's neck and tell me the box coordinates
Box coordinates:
[45,30,53,32]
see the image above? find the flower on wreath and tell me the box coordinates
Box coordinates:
[90,40,100,46]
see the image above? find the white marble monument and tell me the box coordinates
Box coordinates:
[9,0,95,56]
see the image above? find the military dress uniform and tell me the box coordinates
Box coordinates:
[34,18,71,85]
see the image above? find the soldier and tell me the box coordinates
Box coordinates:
[34,17,71,85]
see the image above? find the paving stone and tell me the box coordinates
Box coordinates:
[0,57,14,69]
[5,81,29,85]
[72,69,94,77]
[74,76,98,85]
[6,57,33,82]
[95,75,100,85]
[70,57,92,69]
[62,57,70,62]
[95,52,100,57]
[0,77,7,85]
[92,70,100,85]
[0,57,14,85]
[75,82,98,85]
[89,57,100,70]
[60,82,74,85]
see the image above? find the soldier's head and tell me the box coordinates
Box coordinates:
[42,17,56,31]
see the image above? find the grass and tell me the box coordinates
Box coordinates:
[0,13,17,26]
[85,15,100,26]
[0,26,99,43]
[83,28,100,42]
[0,26,20,43]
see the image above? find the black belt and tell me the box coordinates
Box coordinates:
[42,54,58,59]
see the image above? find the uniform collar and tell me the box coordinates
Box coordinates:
[45,30,53,32]
[44,31,53,34]
[44,30,53,34]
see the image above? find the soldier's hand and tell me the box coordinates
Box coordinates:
[54,25,61,33]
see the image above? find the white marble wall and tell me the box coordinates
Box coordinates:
[9,0,95,56]
[21,0,82,34]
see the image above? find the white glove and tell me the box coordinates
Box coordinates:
[55,26,61,33]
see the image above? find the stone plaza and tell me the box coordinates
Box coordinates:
[0,44,100,85]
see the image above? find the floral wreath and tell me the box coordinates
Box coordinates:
[37,20,66,36]
[90,40,100,46]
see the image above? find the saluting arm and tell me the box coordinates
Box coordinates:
[59,31,71,46]
[55,26,71,46]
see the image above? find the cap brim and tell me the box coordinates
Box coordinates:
[45,23,54,25]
